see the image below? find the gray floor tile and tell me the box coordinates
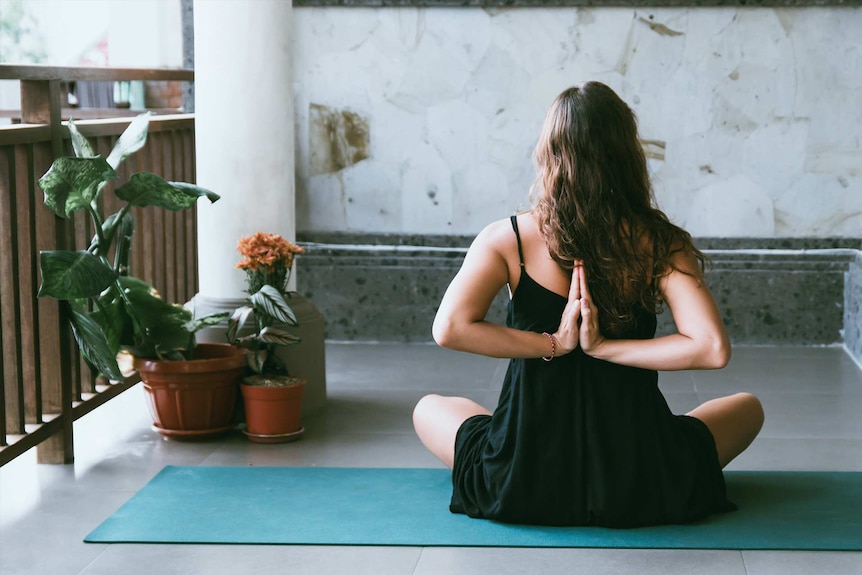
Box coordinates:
[0,489,130,575]
[693,346,862,396]
[726,438,862,471]
[658,370,697,393]
[304,387,488,435]
[413,548,746,575]
[720,346,849,362]
[1,343,861,575]
[710,392,862,439]
[742,550,862,575]
[662,392,702,414]
[202,431,446,468]
[326,342,502,392]
[80,544,423,575]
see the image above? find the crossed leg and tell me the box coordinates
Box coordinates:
[413,394,491,469]
[414,392,763,470]
[687,392,765,468]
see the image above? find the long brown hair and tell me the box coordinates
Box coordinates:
[531,82,707,334]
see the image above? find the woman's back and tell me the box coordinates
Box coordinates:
[448,215,734,527]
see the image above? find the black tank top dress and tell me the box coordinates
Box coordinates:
[449,216,736,528]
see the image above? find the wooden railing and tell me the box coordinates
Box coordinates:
[0,65,198,465]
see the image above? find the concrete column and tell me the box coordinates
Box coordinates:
[191,1,326,415]
[194,0,296,299]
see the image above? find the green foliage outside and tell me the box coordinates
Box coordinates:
[0,0,47,63]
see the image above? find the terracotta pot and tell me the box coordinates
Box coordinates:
[135,343,246,440]
[241,375,306,443]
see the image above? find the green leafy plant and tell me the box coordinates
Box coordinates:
[227,232,304,375]
[37,113,227,381]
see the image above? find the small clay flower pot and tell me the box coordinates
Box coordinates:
[241,375,306,443]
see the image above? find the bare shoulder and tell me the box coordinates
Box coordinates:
[477,217,515,240]
[659,248,707,297]
[470,217,516,254]
[668,246,704,280]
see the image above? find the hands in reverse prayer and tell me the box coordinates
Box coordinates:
[553,261,605,357]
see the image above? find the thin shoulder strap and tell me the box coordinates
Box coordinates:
[510,215,525,267]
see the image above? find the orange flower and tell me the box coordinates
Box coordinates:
[235,232,305,294]
[235,232,304,271]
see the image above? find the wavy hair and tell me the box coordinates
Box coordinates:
[531,82,707,335]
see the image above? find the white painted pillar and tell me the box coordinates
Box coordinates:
[191,1,325,414]
[194,0,295,299]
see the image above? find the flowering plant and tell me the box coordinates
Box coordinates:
[236,232,305,295]
[227,233,305,375]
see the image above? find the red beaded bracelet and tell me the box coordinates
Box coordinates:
[542,332,557,362]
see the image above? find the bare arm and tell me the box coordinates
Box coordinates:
[577,252,731,370]
[432,221,559,359]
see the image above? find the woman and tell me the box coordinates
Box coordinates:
[413,82,764,528]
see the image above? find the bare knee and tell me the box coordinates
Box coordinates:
[735,392,765,430]
[413,394,443,427]
[688,391,765,468]
[413,393,456,441]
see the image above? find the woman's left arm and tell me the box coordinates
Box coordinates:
[578,252,731,371]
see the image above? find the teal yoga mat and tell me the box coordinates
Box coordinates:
[85,466,862,549]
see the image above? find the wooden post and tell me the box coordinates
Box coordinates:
[37,301,75,464]
[22,78,75,464]
[0,147,24,441]
[20,80,62,158]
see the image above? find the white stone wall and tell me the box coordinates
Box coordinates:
[292,6,862,237]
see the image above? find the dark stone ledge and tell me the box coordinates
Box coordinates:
[298,232,861,251]
[296,234,860,345]
[298,231,475,248]
[295,0,861,7]
[299,243,854,273]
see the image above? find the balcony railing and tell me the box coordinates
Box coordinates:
[0,65,198,465]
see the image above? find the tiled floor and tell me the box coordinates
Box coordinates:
[2,343,862,575]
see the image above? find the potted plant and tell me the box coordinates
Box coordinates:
[37,112,244,439]
[227,232,307,443]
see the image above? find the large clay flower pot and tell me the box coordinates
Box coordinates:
[135,343,246,440]
[241,375,306,443]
